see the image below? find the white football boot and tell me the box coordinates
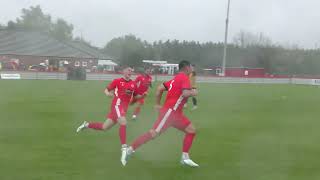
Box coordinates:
[121,144,129,166]
[191,106,198,111]
[180,153,199,167]
[122,146,135,166]
[76,121,89,133]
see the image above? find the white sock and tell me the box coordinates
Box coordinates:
[84,122,89,127]
[182,152,189,159]
[127,146,134,154]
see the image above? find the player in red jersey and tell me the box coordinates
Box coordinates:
[76,66,146,166]
[131,67,153,120]
[123,60,199,167]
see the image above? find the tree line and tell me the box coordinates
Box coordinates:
[103,34,320,75]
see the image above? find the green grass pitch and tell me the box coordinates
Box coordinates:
[0,80,319,180]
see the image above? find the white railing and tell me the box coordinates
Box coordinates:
[0,71,67,80]
[1,71,319,86]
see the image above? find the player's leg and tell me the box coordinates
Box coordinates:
[129,129,158,151]
[131,108,172,150]
[119,116,129,166]
[89,118,116,130]
[117,104,131,166]
[132,98,144,120]
[117,103,130,146]
[76,102,118,132]
[173,115,199,167]
[76,118,116,132]
[124,108,173,165]
[118,116,127,146]
[122,128,157,166]
[191,97,198,110]
[182,123,196,155]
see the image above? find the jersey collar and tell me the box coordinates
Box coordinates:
[121,77,132,82]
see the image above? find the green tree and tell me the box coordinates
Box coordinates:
[6,5,74,41]
[103,35,146,67]
[51,18,73,41]
[102,33,320,75]
[14,5,52,32]
[74,36,92,46]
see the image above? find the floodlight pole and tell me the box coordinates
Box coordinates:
[222,0,231,76]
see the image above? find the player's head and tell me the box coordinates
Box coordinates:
[191,64,196,72]
[179,60,192,74]
[144,67,152,75]
[122,66,133,80]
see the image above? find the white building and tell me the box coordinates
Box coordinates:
[142,60,178,75]
[98,60,118,71]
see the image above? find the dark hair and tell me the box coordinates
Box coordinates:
[144,66,152,71]
[179,60,191,71]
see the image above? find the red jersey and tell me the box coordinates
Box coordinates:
[135,74,152,94]
[162,72,192,112]
[106,78,139,105]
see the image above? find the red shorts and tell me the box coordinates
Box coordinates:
[152,108,191,133]
[106,101,129,123]
[130,98,145,105]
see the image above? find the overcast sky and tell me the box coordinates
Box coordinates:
[1,0,320,48]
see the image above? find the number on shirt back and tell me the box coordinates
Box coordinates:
[169,80,175,91]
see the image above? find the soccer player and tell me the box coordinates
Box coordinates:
[189,64,198,110]
[131,67,153,120]
[123,60,199,167]
[76,66,146,166]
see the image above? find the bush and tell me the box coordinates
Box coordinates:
[67,67,86,80]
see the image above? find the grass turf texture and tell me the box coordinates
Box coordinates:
[0,80,319,180]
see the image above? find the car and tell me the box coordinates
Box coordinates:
[28,64,47,71]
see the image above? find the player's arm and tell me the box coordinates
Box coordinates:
[155,83,167,108]
[104,88,114,97]
[181,76,197,98]
[133,92,147,100]
[135,76,141,88]
[182,88,197,98]
[132,83,147,100]
[104,80,117,97]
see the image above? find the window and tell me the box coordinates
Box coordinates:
[59,61,64,67]
[82,61,88,67]
[216,68,222,75]
[75,61,80,67]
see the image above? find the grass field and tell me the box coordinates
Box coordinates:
[0,80,320,180]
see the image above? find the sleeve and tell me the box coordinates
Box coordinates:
[106,79,118,91]
[133,84,142,96]
[135,76,141,87]
[181,75,192,90]
[134,75,140,83]
[163,80,172,90]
